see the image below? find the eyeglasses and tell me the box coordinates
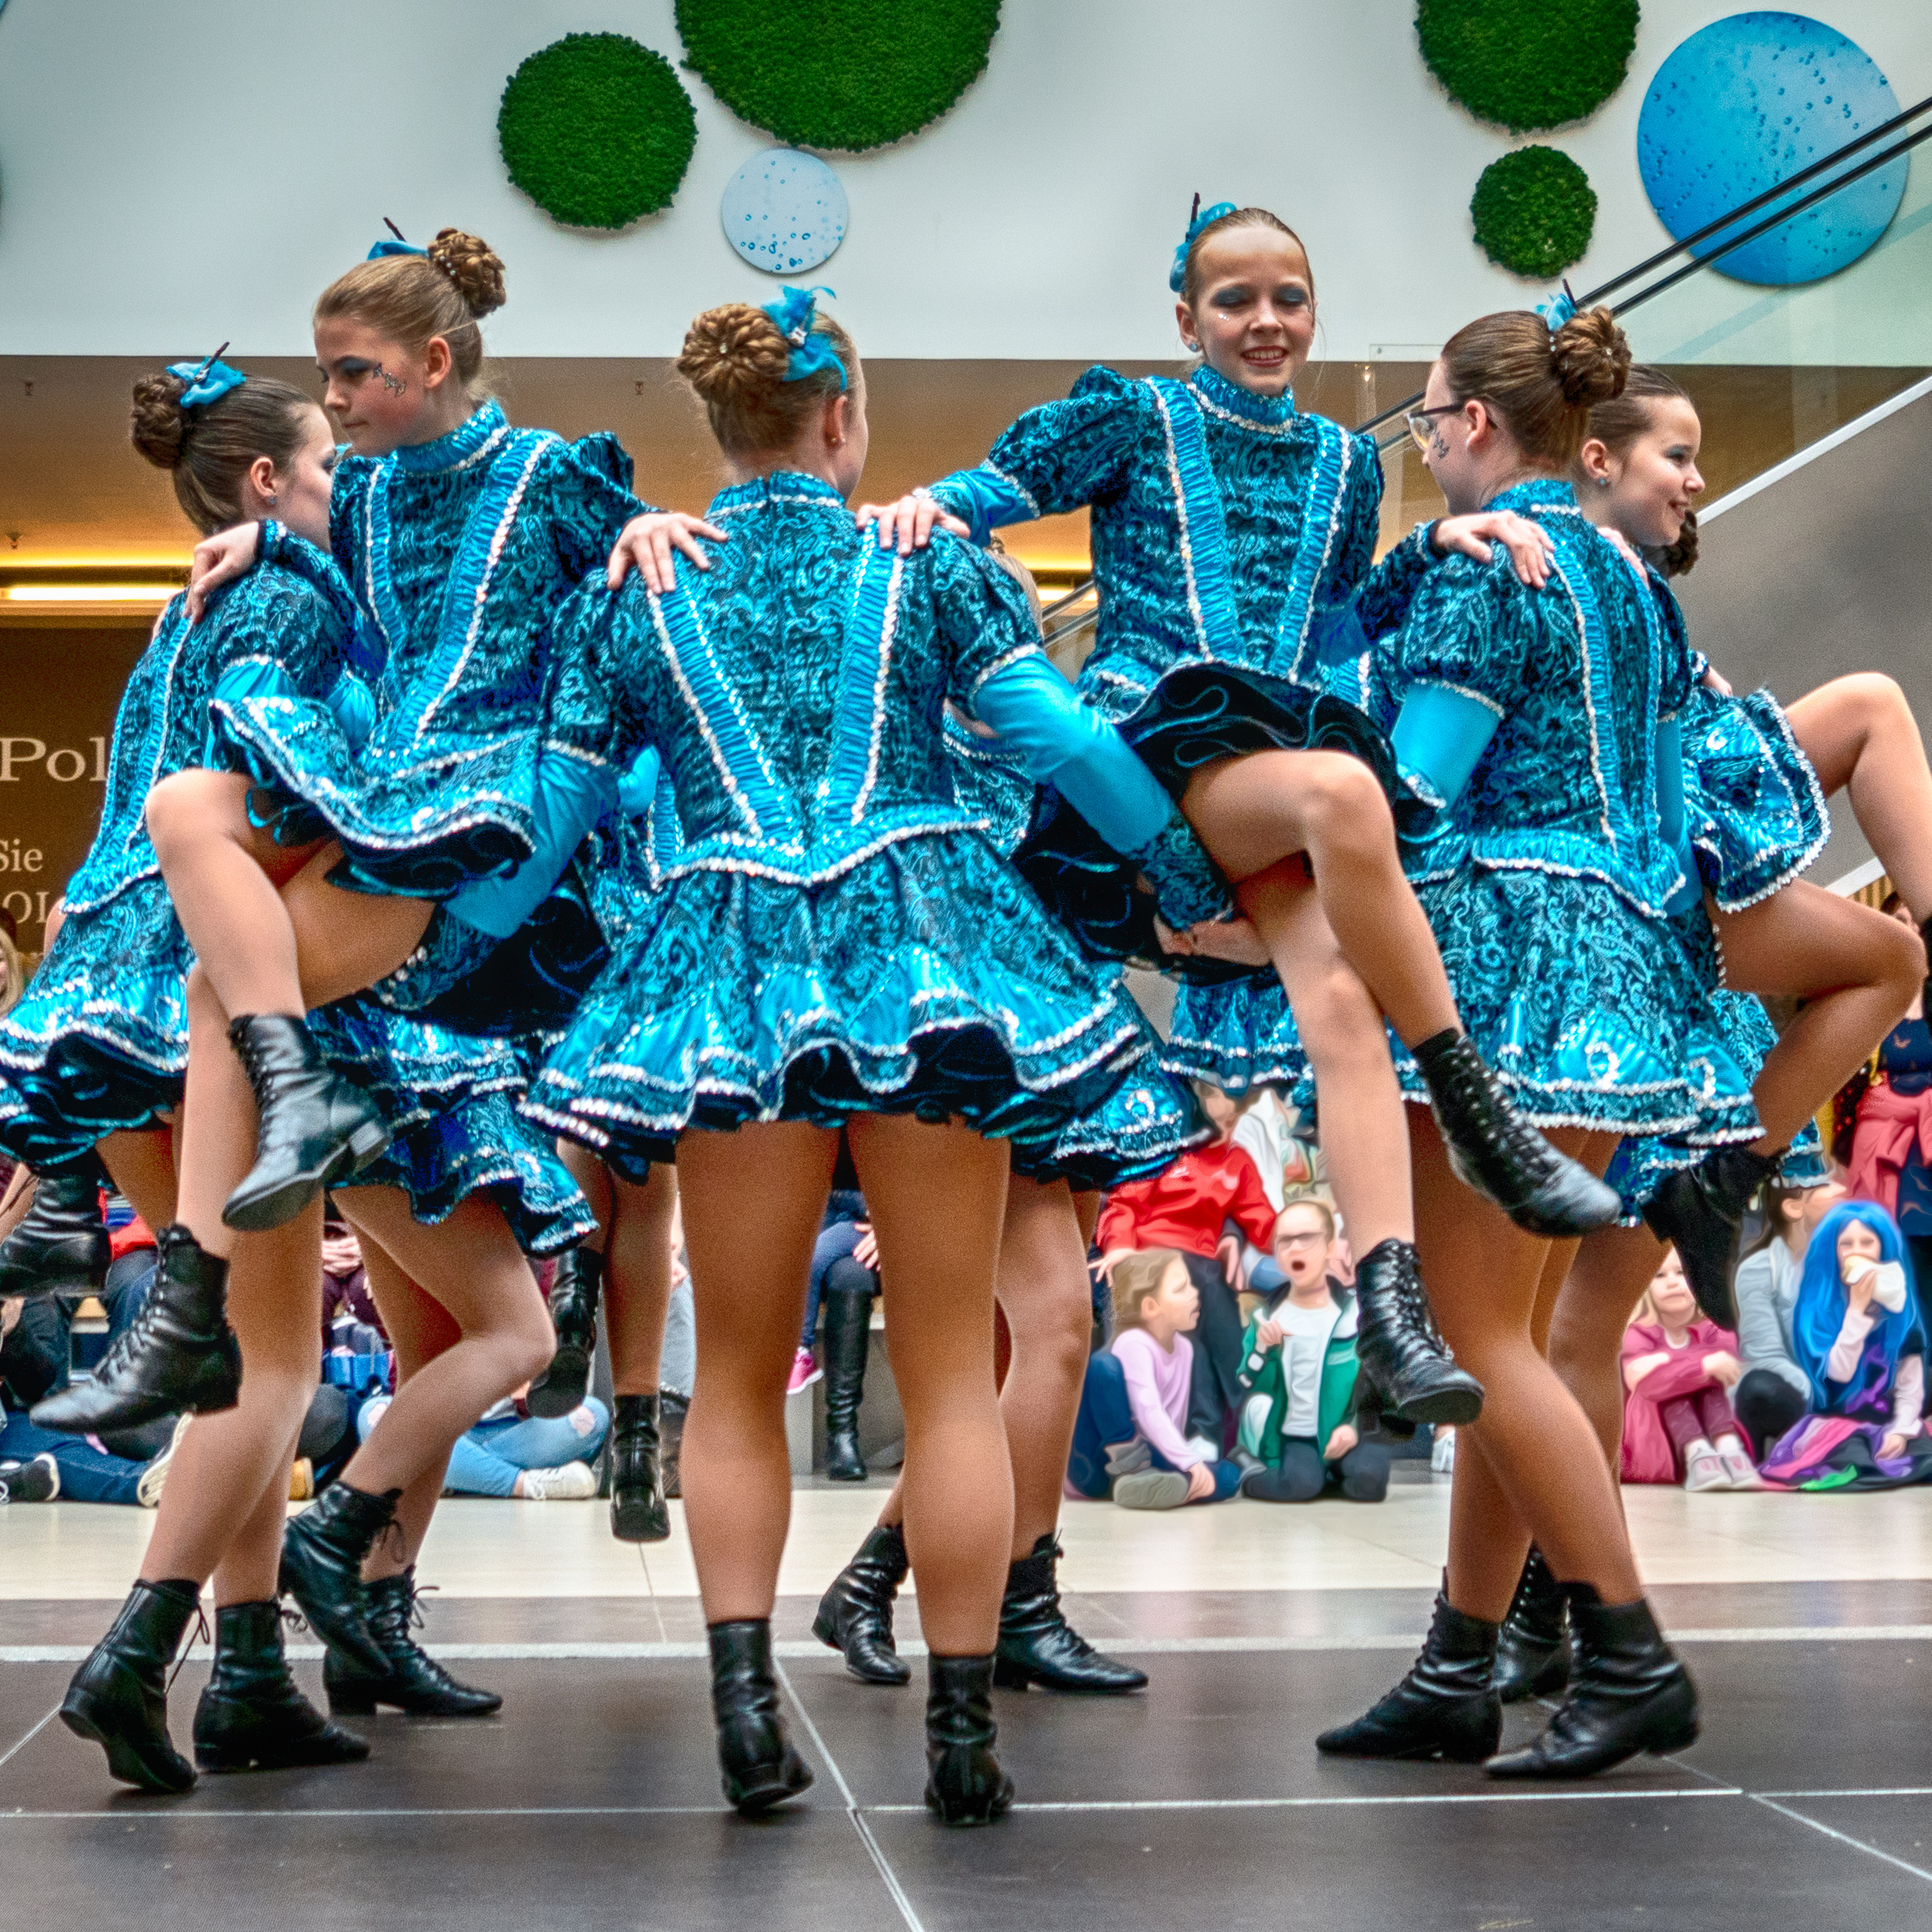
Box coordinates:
[1274,1229,1329,1248]
[1405,403,1461,455]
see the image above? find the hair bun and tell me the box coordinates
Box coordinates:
[1551,305,1630,407]
[129,372,192,470]
[426,228,507,318]
[677,303,790,408]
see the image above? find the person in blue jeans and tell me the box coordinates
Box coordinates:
[794,1172,882,1481]
[355,1390,611,1499]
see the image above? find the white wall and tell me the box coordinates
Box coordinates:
[0,0,1927,362]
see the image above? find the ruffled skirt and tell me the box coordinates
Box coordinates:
[523,831,1156,1182]
[1685,686,1829,911]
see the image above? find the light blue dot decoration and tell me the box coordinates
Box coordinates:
[720,148,849,275]
[1638,13,1908,287]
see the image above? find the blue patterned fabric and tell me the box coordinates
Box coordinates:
[0,540,360,1164]
[524,471,1164,1175]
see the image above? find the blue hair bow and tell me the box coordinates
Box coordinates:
[166,346,246,411]
[1170,197,1237,293]
[761,285,845,389]
[368,237,427,261]
[1536,280,1578,329]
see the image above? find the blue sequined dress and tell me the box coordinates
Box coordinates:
[524,471,1171,1179]
[0,538,359,1167]
[925,365,1429,971]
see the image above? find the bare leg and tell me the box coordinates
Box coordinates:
[603,1163,679,1397]
[97,1128,177,1232]
[1548,1224,1666,1472]
[1787,673,1932,919]
[282,849,433,1010]
[172,967,263,1258]
[207,1419,304,1606]
[556,1140,615,1252]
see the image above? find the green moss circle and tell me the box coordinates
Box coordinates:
[1418,0,1638,133]
[675,0,1000,152]
[1470,146,1598,278]
[499,34,698,230]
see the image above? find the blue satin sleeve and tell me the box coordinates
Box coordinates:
[205,660,375,760]
[443,753,620,941]
[616,744,662,821]
[922,469,1038,547]
[1390,682,1505,811]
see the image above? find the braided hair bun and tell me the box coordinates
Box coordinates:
[426,228,507,318]
[129,372,192,470]
[677,303,791,408]
[1551,305,1631,407]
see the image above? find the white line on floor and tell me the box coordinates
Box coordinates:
[865,1789,1742,1813]
[1749,1795,1932,1886]
[0,1708,56,1770]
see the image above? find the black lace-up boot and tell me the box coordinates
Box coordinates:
[925,1654,1014,1825]
[608,1393,670,1543]
[994,1533,1147,1693]
[1486,1585,1699,1780]
[278,1480,400,1678]
[1411,1031,1622,1237]
[0,1153,110,1300]
[32,1223,239,1437]
[814,1522,912,1685]
[528,1248,603,1418]
[1494,1546,1571,1704]
[59,1579,202,1794]
[708,1619,813,1815]
[323,1566,502,1717]
[821,1283,871,1482]
[221,1014,390,1233]
[1316,1588,1502,1761]
[1352,1239,1484,1427]
[1644,1144,1783,1329]
[193,1600,370,1771]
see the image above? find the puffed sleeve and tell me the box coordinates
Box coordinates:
[205,567,342,696]
[539,433,655,586]
[928,533,1047,698]
[327,453,377,582]
[540,571,628,771]
[926,365,1151,543]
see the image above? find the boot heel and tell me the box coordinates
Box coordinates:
[991,1656,1033,1691]
[810,1607,842,1652]
[326,1685,379,1716]
[925,1746,1012,1825]
[925,1654,1013,1827]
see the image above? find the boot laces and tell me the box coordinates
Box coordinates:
[1435,1052,1553,1174]
[164,1599,213,1695]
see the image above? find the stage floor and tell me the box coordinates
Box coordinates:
[6,1469,1932,1928]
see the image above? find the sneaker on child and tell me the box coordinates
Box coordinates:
[0,1452,60,1504]
[518,1461,597,1501]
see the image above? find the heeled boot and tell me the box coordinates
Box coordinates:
[1493,1546,1571,1704]
[814,1522,913,1685]
[1316,1588,1502,1761]
[222,1014,391,1233]
[1411,1031,1621,1237]
[925,1654,1014,1825]
[193,1600,370,1771]
[59,1579,202,1794]
[708,1619,813,1815]
[528,1248,603,1419]
[32,1222,240,1437]
[1486,1585,1699,1780]
[994,1533,1147,1694]
[821,1284,871,1482]
[1352,1239,1484,1428]
[1643,1144,1783,1329]
[608,1393,670,1543]
[323,1566,502,1718]
[0,1153,110,1300]
[278,1479,400,1678]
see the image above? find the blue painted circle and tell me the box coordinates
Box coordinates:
[1637,13,1907,287]
[719,148,849,275]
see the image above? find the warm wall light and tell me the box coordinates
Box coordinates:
[5,583,178,603]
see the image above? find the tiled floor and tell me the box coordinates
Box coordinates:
[6,1468,1932,1928]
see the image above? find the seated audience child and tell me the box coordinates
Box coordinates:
[1620,1248,1760,1490]
[1234,1199,1388,1503]
[1066,1248,1241,1509]
[1733,1179,1846,1456]
[356,1388,611,1501]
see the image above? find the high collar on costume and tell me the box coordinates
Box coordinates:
[1482,476,1578,518]
[1187,364,1298,427]
[392,398,509,474]
[708,469,848,517]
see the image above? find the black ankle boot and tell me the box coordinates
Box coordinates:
[1412,1031,1622,1237]
[708,1619,813,1815]
[1352,1239,1484,1428]
[222,1014,390,1233]
[323,1566,502,1717]
[59,1579,202,1794]
[660,1390,688,1498]
[278,1480,400,1679]
[1494,1546,1570,1704]
[1316,1588,1502,1761]
[31,1223,240,1437]
[0,1154,110,1300]
[814,1522,913,1685]
[925,1654,1014,1825]
[528,1248,603,1419]
[994,1533,1147,1694]
[821,1284,871,1482]
[608,1392,670,1543]
[193,1600,370,1771]
[1487,1585,1699,1779]
[1643,1144,1782,1329]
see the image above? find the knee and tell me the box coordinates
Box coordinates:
[1300,757,1392,851]
[1294,962,1389,1073]
[1877,915,1926,1005]
[1844,670,1910,731]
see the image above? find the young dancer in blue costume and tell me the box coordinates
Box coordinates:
[528,290,1239,1822]
[1313,306,1749,1780]
[818,204,1622,1431]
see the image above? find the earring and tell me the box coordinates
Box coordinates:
[265,489,278,504]
[1596,475,1612,488]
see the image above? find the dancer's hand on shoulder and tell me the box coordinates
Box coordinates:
[1432,511,1555,588]
[856,492,968,555]
[187,522,261,620]
[606,512,728,594]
